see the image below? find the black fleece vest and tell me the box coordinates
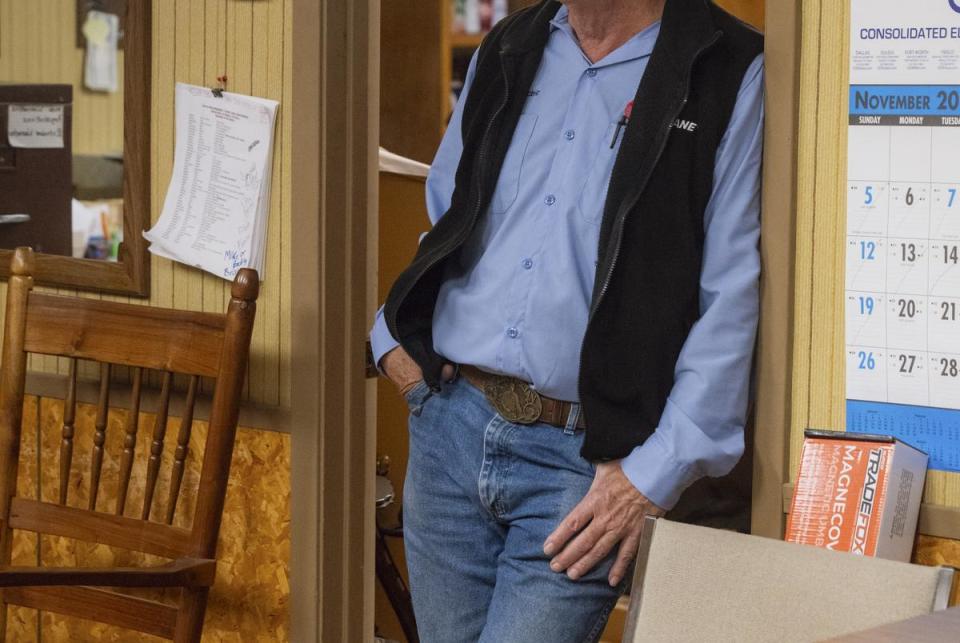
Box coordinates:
[385,0,763,461]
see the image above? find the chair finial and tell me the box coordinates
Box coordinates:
[11,247,35,276]
[231,268,260,301]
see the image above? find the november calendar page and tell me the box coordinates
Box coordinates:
[845,0,960,472]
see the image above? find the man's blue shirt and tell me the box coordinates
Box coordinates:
[372,6,764,509]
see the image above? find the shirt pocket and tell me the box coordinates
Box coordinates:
[577,122,620,225]
[491,114,539,215]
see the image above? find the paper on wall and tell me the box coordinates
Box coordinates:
[7,105,65,148]
[144,83,279,280]
[844,0,960,472]
[82,10,119,93]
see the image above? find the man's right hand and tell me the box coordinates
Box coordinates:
[381,346,425,396]
[381,347,457,396]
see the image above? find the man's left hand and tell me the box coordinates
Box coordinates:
[543,461,665,587]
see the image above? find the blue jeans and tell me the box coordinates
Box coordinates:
[402,376,624,643]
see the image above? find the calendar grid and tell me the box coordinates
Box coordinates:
[845,0,960,473]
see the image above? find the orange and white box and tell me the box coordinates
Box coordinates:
[785,430,927,562]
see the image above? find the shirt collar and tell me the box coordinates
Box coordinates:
[549,5,661,69]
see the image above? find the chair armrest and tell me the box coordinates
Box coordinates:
[0,557,216,588]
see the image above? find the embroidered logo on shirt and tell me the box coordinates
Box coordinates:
[672,118,699,132]
[527,90,541,96]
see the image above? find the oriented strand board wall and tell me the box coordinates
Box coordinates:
[0,0,125,155]
[0,0,293,410]
[789,0,960,573]
[6,396,290,642]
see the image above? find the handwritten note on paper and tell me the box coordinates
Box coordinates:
[7,105,65,148]
[145,83,279,280]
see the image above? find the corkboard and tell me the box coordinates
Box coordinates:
[4,397,290,641]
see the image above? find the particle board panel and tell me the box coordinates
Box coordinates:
[913,535,960,607]
[6,396,41,643]
[3,397,289,641]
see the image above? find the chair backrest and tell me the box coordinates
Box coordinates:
[0,247,259,570]
[623,517,955,643]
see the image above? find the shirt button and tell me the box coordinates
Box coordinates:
[586,69,598,77]
[522,258,534,269]
[564,129,576,141]
[544,194,557,206]
[506,327,520,339]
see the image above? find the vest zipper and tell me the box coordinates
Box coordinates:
[577,32,722,429]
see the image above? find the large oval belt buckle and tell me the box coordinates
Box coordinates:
[483,375,542,424]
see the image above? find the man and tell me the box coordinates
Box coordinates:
[371,0,763,640]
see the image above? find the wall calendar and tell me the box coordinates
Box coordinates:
[845,0,960,472]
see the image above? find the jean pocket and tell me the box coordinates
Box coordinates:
[404,380,434,417]
[490,114,539,215]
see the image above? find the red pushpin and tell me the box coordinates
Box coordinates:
[212,75,228,97]
[610,100,634,149]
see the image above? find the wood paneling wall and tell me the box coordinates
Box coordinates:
[789,0,960,570]
[149,0,292,410]
[0,0,125,156]
[0,0,293,412]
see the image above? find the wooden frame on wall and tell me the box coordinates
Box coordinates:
[751,0,801,538]
[289,0,379,639]
[0,0,150,297]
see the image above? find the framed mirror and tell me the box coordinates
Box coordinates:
[0,0,150,296]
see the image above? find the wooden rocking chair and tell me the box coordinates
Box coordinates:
[0,247,259,641]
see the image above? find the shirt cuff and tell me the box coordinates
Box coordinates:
[620,431,701,511]
[370,306,401,369]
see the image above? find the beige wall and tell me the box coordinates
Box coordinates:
[0,0,293,412]
[0,0,125,156]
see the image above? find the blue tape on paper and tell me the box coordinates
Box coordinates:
[847,400,960,472]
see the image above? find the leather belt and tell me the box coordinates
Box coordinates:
[460,365,587,430]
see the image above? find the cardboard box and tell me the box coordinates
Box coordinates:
[785,430,927,562]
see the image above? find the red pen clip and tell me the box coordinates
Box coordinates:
[610,100,634,149]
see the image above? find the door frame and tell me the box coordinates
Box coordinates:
[751,0,801,538]
[289,0,380,639]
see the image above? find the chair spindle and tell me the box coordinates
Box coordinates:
[88,362,112,511]
[115,367,143,516]
[142,371,173,520]
[58,359,78,505]
[165,375,198,525]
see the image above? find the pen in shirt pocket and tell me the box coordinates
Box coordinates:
[609,100,634,149]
